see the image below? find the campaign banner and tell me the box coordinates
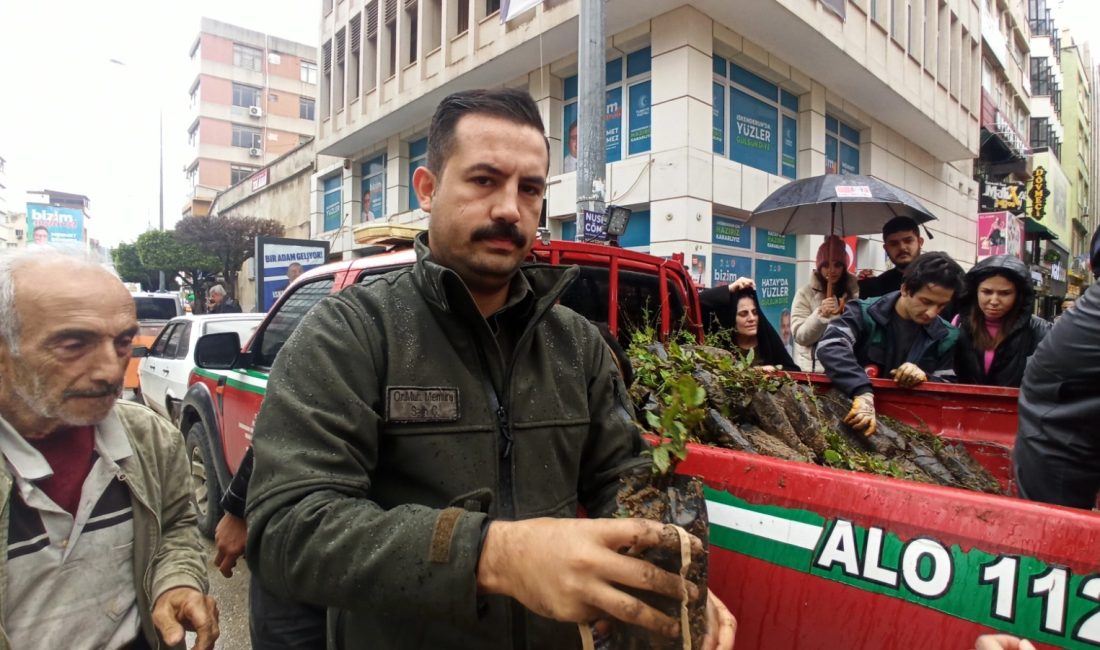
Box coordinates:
[781,115,797,179]
[563,102,578,173]
[628,81,651,155]
[712,253,753,287]
[606,87,623,163]
[713,215,751,249]
[255,237,330,312]
[977,211,1024,261]
[756,259,797,338]
[322,176,341,232]
[690,254,708,287]
[360,155,386,222]
[26,203,84,245]
[713,82,725,154]
[730,88,778,175]
[755,228,797,258]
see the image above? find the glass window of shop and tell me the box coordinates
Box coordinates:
[360,154,386,222]
[407,137,428,211]
[712,55,798,180]
[825,115,861,174]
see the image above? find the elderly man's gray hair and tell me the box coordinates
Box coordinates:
[208,284,227,298]
[0,247,114,354]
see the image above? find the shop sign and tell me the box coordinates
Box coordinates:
[1028,167,1050,220]
[979,181,1025,214]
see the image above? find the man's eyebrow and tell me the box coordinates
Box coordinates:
[44,328,99,344]
[463,163,546,188]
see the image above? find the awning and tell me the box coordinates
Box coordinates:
[1023,217,1059,241]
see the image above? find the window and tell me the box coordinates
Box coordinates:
[408,137,428,210]
[361,154,386,222]
[485,0,500,15]
[457,0,470,33]
[322,40,332,118]
[255,279,336,367]
[349,13,361,98]
[323,175,342,232]
[166,322,192,359]
[825,115,861,174]
[232,83,262,109]
[424,0,442,51]
[300,97,315,120]
[712,56,798,179]
[232,124,262,149]
[406,0,419,65]
[301,61,318,84]
[231,164,258,185]
[188,123,198,146]
[150,324,177,357]
[562,47,652,169]
[386,0,397,77]
[335,28,346,109]
[365,1,379,91]
[233,43,263,71]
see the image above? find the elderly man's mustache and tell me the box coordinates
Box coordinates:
[64,384,122,399]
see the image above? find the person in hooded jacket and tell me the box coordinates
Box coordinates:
[790,236,860,372]
[953,255,1051,387]
[1013,226,1100,509]
[699,278,800,371]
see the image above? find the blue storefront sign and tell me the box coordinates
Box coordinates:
[713,216,751,249]
[712,253,754,287]
[628,81,651,155]
[606,86,623,162]
[25,204,84,245]
[730,88,778,175]
[322,176,342,232]
[560,210,651,249]
[755,228,797,258]
[255,237,331,312]
[713,82,725,154]
[782,115,797,179]
[755,259,797,336]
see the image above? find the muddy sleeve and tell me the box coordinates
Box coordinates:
[816,300,873,397]
[577,321,649,518]
[245,295,486,622]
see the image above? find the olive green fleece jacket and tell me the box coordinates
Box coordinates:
[0,401,209,650]
[246,235,649,650]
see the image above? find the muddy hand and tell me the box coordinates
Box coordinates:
[843,392,876,437]
[477,517,703,638]
[152,587,219,650]
[889,362,927,389]
[702,589,736,650]
[974,634,1037,650]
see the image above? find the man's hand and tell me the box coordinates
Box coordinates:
[818,297,840,317]
[702,589,736,650]
[478,518,701,639]
[974,635,1037,650]
[213,513,247,578]
[890,362,927,389]
[727,277,755,293]
[844,392,876,436]
[152,587,219,650]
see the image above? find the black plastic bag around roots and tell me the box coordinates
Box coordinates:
[600,473,709,649]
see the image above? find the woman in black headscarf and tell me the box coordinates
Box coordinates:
[698,278,799,371]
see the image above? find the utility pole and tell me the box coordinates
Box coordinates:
[575,0,606,241]
[158,109,165,291]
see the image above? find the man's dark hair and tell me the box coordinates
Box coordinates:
[882,216,920,239]
[426,88,548,175]
[901,251,964,296]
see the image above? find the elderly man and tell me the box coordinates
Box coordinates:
[0,248,218,649]
[246,88,735,649]
[207,284,243,314]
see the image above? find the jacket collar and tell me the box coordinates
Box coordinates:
[411,232,579,320]
[868,291,951,340]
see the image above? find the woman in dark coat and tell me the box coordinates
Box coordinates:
[954,254,1051,387]
[699,278,799,371]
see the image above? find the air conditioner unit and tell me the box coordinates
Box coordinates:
[249,106,263,117]
[249,147,263,157]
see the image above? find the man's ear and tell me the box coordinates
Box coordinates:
[412,166,436,214]
[917,236,925,250]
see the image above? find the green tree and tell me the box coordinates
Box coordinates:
[112,241,160,290]
[175,215,285,298]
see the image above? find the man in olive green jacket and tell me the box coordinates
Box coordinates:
[246,89,735,649]
[0,249,217,649]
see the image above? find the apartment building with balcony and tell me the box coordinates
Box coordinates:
[311,0,982,322]
[183,18,319,218]
[1058,36,1092,295]
[976,0,1030,188]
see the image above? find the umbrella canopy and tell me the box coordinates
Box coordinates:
[746,173,938,237]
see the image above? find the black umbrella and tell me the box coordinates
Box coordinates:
[746,173,938,237]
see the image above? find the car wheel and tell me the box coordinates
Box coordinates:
[186,422,224,539]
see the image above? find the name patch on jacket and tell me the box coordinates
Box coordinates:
[386,387,460,422]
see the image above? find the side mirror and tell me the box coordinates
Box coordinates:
[194,332,242,370]
[131,345,149,358]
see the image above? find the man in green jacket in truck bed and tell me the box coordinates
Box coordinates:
[245,88,734,649]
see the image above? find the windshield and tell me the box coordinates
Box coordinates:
[134,296,181,321]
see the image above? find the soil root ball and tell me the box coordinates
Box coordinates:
[694,369,729,411]
[747,391,814,459]
[774,383,828,455]
[740,423,814,463]
[703,409,756,453]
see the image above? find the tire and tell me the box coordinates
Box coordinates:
[186,422,224,539]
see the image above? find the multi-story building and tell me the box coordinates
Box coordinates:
[184,18,319,219]
[0,155,15,249]
[1058,35,1092,297]
[310,0,982,326]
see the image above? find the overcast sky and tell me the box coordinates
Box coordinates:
[0,0,1097,247]
[0,0,318,246]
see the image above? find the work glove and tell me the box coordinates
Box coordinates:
[890,362,927,389]
[843,392,876,437]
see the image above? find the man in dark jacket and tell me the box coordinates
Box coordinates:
[858,216,924,299]
[207,284,243,313]
[1014,227,1100,508]
[245,89,734,649]
[817,252,964,435]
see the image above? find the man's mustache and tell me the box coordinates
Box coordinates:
[471,222,527,248]
[64,384,121,399]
